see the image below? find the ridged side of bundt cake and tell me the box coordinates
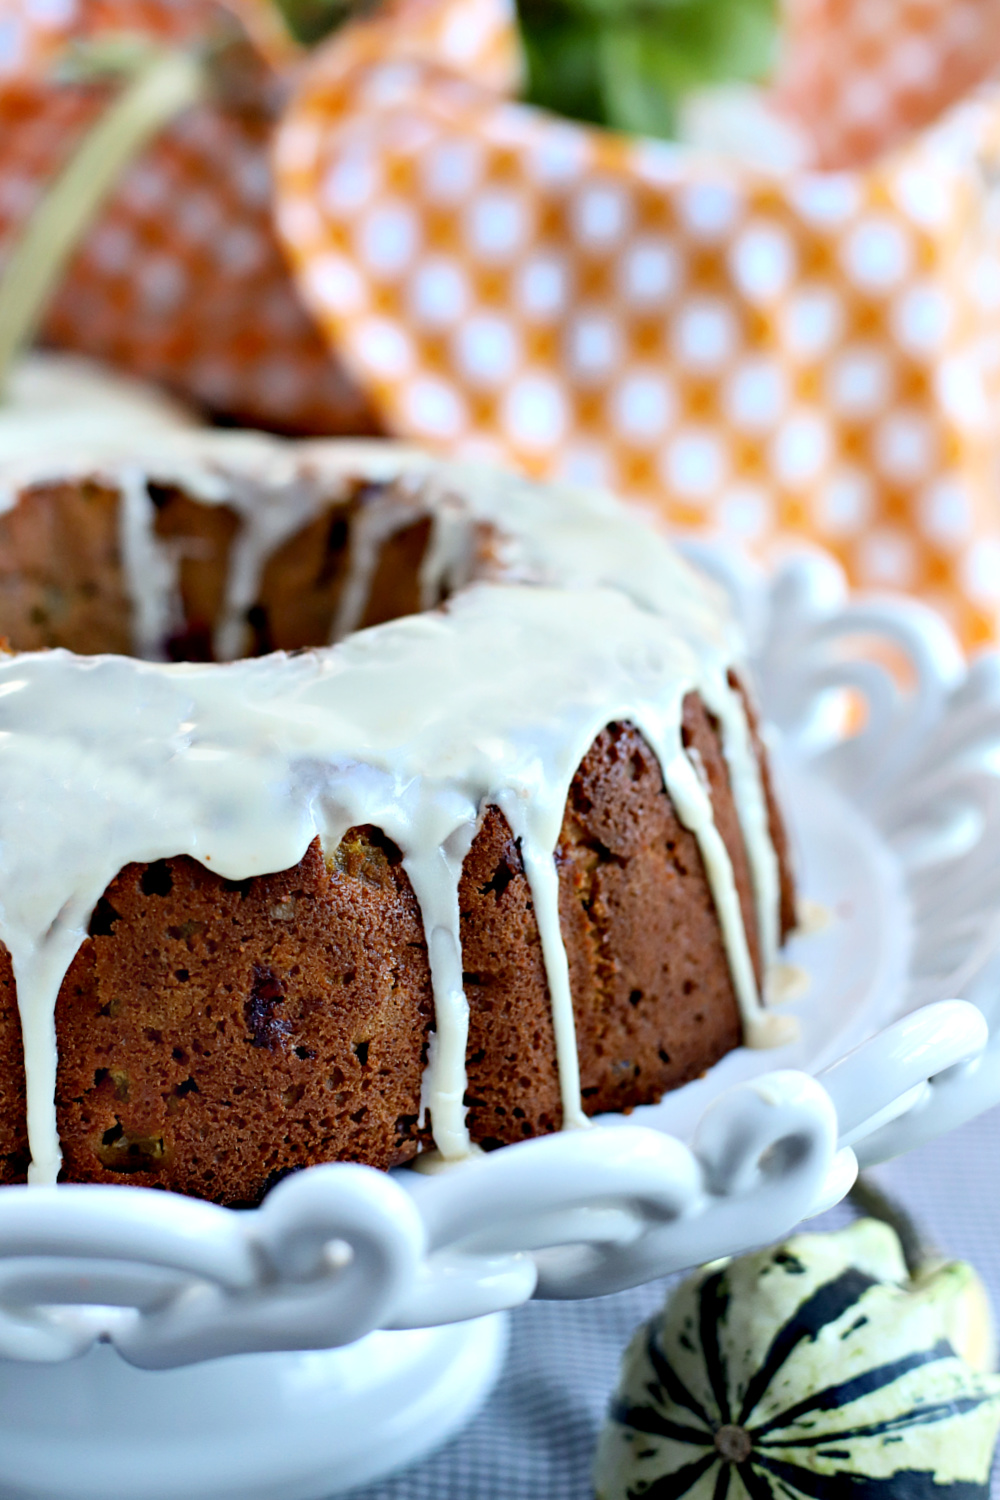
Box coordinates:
[0,438,797,1200]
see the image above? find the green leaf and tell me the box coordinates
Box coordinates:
[516,0,780,140]
[596,28,686,138]
[270,0,367,46]
[520,12,609,127]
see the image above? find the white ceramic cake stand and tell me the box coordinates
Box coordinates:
[1,546,999,1500]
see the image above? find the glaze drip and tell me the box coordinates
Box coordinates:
[0,438,795,1179]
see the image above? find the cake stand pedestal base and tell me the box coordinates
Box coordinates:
[0,1313,508,1500]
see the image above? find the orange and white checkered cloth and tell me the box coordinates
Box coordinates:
[0,0,379,434]
[273,0,1000,650]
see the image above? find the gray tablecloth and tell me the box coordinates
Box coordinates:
[348,1104,1000,1498]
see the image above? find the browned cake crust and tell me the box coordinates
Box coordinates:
[460,703,766,1149]
[0,480,134,656]
[0,954,27,1179]
[0,474,796,1202]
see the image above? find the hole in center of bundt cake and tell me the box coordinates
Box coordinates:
[0,473,487,662]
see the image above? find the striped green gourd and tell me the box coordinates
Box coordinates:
[595,1218,1000,1499]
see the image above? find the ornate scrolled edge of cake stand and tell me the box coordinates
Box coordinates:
[0,996,984,1373]
[689,539,1000,1024]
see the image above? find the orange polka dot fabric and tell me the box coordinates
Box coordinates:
[776,0,1000,169]
[0,0,378,434]
[274,0,1000,649]
[0,0,295,77]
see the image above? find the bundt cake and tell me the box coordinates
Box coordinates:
[0,435,797,1203]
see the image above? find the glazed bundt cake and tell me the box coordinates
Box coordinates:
[0,436,796,1202]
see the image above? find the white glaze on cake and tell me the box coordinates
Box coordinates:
[0,353,194,468]
[0,437,795,1182]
